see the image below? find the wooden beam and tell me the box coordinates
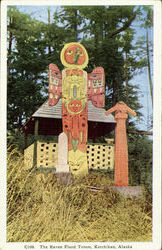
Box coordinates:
[127,129,153,136]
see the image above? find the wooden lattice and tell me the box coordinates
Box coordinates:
[24,141,114,170]
[87,144,114,170]
[37,142,58,168]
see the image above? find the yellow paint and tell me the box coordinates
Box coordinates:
[49,93,53,99]
[62,70,87,106]
[87,144,114,170]
[37,142,58,168]
[68,149,88,176]
[60,42,89,69]
[24,142,114,171]
[24,143,34,169]
[80,131,83,143]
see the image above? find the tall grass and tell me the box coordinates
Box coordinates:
[7,148,152,242]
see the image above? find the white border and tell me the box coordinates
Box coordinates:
[0,0,7,249]
[152,0,162,248]
[0,0,161,250]
[1,0,159,6]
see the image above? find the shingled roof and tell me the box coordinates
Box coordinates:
[21,99,116,139]
[32,99,116,123]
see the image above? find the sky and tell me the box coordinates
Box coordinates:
[11,5,153,131]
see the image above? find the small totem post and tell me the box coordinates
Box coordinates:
[106,102,136,186]
[55,132,69,173]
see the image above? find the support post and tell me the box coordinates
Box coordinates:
[24,133,28,149]
[33,119,39,169]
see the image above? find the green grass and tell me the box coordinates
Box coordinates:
[7,149,152,242]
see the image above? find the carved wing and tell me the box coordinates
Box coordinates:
[49,64,62,106]
[87,67,105,108]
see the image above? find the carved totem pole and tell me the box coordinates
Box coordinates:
[106,102,136,186]
[49,42,105,176]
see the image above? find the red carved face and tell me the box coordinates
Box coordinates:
[68,100,83,113]
[64,44,85,65]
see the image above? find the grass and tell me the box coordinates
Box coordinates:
[7,148,152,242]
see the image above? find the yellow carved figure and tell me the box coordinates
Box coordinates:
[69,149,88,176]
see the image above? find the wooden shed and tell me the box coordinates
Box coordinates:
[21,99,116,171]
[21,99,116,138]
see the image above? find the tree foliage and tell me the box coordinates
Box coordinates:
[128,134,152,192]
[7,6,65,131]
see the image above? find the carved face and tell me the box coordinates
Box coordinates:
[69,149,88,176]
[64,44,85,65]
[68,99,83,114]
[61,42,89,69]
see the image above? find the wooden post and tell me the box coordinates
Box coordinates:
[24,133,28,149]
[106,102,136,186]
[33,119,39,169]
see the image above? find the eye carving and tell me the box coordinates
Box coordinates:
[67,50,73,55]
[91,74,98,78]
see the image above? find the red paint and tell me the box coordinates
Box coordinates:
[66,69,83,76]
[106,102,136,186]
[64,44,86,65]
[62,103,87,152]
[68,100,83,113]
[49,64,62,106]
[88,67,105,108]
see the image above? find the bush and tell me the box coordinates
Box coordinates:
[128,134,152,193]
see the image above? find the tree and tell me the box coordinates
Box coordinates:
[81,6,143,126]
[7,7,66,132]
[53,6,82,42]
[134,6,153,106]
[7,5,145,135]
[128,134,152,192]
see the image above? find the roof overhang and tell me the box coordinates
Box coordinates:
[20,99,116,138]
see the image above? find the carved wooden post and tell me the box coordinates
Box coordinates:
[106,102,136,186]
[49,42,105,176]
[60,43,89,176]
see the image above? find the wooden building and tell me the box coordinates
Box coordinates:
[21,99,116,171]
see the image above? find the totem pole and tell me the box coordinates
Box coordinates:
[106,102,136,186]
[49,42,105,176]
